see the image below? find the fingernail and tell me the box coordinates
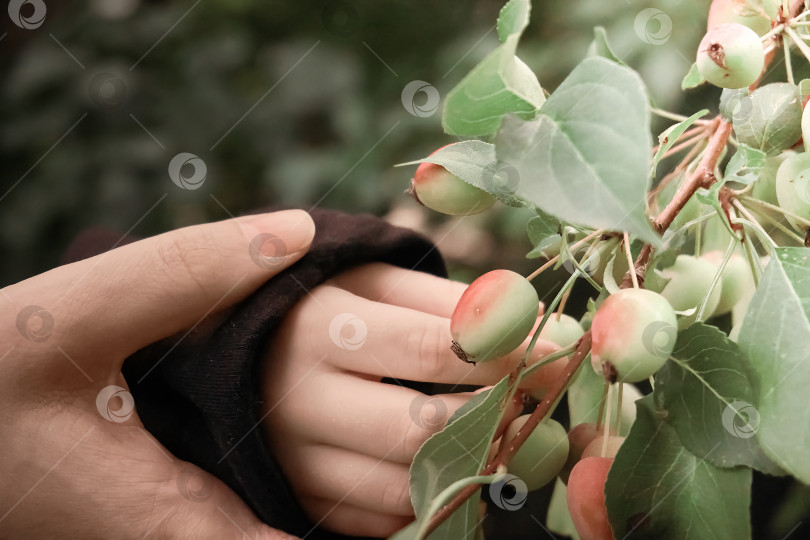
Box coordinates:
[474,385,494,395]
[242,210,316,259]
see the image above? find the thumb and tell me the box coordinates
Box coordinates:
[8,210,315,360]
[158,463,302,540]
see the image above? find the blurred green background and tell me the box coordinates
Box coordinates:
[1,0,709,288]
[4,0,810,539]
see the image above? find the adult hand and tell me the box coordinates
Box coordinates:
[262,262,562,538]
[0,210,315,539]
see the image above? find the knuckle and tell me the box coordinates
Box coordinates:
[408,322,447,382]
[153,232,219,294]
[380,471,412,515]
[390,410,430,460]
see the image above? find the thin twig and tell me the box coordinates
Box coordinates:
[423,332,593,535]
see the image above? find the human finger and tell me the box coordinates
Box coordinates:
[5,210,315,362]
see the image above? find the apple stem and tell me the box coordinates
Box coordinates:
[623,233,639,289]
[743,203,807,244]
[697,237,737,322]
[595,378,609,433]
[602,384,614,458]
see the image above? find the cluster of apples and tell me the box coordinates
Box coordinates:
[696,0,810,233]
[449,270,674,539]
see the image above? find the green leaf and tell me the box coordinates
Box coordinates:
[398,140,530,207]
[654,323,783,474]
[546,478,580,540]
[738,247,810,483]
[442,33,545,137]
[408,376,510,538]
[588,26,623,65]
[389,522,418,540]
[495,57,660,245]
[605,395,752,539]
[729,83,803,157]
[497,0,530,43]
[681,62,705,90]
[527,210,561,258]
[724,143,767,185]
[650,110,709,176]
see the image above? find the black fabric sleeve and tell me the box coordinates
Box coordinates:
[61,208,447,539]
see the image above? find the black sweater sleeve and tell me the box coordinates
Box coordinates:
[61,208,447,539]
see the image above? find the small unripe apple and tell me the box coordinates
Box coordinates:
[707,0,778,36]
[696,23,764,89]
[775,152,810,232]
[567,457,615,540]
[526,315,585,400]
[658,255,722,328]
[699,251,755,315]
[581,435,625,460]
[752,153,792,206]
[450,270,540,364]
[591,289,677,383]
[560,423,606,484]
[409,147,496,216]
[502,415,569,492]
[540,314,585,349]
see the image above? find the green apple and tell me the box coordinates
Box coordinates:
[591,289,678,383]
[658,255,723,328]
[700,251,756,315]
[775,152,810,232]
[409,146,495,216]
[450,270,539,363]
[502,415,569,492]
[697,23,765,89]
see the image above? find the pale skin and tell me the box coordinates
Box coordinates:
[0,209,560,539]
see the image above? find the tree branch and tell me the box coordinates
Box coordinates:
[423,332,593,536]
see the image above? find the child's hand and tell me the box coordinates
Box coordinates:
[262,262,561,538]
[0,210,315,539]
